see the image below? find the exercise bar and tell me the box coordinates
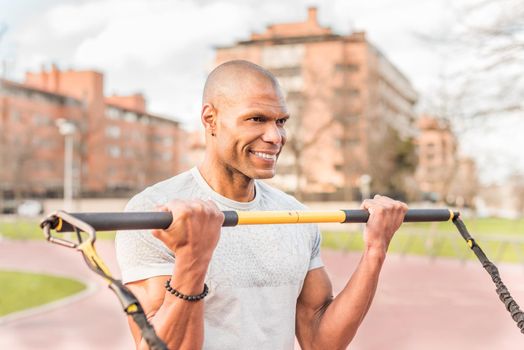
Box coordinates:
[47,209,458,233]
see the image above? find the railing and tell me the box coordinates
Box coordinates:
[322,224,524,265]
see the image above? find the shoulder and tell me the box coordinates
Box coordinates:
[125,169,197,211]
[256,180,308,210]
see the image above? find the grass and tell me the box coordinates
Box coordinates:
[0,270,86,317]
[322,217,524,263]
[0,218,116,241]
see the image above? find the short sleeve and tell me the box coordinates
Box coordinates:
[308,226,323,271]
[115,192,175,284]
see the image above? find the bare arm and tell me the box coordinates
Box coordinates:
[125,200,223,350]
[296,195,407,350]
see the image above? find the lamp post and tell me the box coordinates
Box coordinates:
[56,119,76,211]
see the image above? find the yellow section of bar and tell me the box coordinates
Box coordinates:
[296,211,346,223]
[448,209,455,221]
[236,210,346,225]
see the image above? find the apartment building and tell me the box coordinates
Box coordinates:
[415,115,478,205]
[214,7,418,199]
[0,65,184,200]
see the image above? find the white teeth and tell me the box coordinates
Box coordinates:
[252,151,276,160]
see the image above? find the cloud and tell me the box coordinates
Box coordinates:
[73,1,253,68]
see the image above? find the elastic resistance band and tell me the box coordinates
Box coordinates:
[453,217,524,333]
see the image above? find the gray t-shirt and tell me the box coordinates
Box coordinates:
[115,167,323,349]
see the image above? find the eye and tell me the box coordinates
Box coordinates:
[249,116,266,123]
[276,118,288,126]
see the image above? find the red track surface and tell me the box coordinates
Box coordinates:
[1,240,523,349]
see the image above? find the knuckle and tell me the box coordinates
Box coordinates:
[178,205,193,218]
[374,205,385,213]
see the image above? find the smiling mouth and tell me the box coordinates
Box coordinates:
[249,151,277,161]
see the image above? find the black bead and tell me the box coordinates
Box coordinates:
[164,278,209,302]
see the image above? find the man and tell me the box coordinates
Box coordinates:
[116,60,408,350]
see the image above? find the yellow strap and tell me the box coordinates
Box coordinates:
[55,217,63,231]
[78,241,113,279]
[126,304,139,313]
[237,210,346,225]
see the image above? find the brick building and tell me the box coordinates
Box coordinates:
[415,115,478,206]
[214,7,418,200]
[0,65,184,204]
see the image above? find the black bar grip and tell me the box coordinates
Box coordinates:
[54,211,240,232]
[405,209,456,222]
[52,209,457,232]
[222,211,239,227]
[55,212,172,232]
[342,209,456,223]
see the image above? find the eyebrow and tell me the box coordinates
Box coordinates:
[243,109,290,120]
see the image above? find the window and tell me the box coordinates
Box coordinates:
[334,114,359,124]
[107,145,121,158]
[33,114,51,126]
[32,138,56,149]
[10,110,21,122]
[270,66,301,77]
[162,152,172,161]
[335,64,359,72]
[124,112,138,123]
[124,149,135,158]
[335,88,360,97]
[106,107,121,120]
[105,125,121,139]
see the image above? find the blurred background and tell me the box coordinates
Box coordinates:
[0,0,523,349]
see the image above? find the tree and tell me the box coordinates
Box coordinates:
[419,0,523,121]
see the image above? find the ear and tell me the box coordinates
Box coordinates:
[201,103,217,136]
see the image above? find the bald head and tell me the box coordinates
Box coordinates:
[203,60,282,107]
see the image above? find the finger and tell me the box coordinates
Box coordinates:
[360,199,373,210]
[397,201,409,212]
[374,195,396,207]
[152,228,163,239]
[162,199,187,213]
[155,204,168,212]
[205,199,219,210]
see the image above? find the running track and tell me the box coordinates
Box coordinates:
[1,240,523,349]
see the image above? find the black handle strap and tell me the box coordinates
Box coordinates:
[453,216,524,333]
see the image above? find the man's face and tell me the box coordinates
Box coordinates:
[213,81,289,180]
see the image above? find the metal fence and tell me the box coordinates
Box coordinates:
[323,223,524,266]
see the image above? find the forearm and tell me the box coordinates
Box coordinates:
[138,260,208,350]
[314,248,385,348]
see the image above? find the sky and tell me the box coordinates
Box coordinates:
[1,0,522,184]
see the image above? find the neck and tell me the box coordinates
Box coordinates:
[198,156,256,202]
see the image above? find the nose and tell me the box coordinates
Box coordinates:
[261,122,285,145]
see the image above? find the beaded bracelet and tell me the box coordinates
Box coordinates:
[164,278,209,301]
